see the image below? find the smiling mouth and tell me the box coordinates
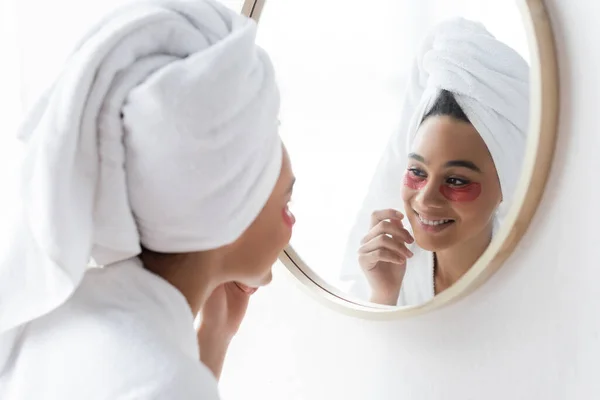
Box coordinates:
[415,212,455,228]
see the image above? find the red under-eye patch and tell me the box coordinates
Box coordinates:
[403,171,427,190]
[404,170,481,202]
[440,183,481,202]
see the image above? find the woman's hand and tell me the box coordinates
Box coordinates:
[197,282,257,379]
[358,209,414,305]
[200,281,256,341]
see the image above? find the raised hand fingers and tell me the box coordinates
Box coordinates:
[369,209,404,228]
[361,220,414,245]
[359,234,414,260]
[358,248,406,271]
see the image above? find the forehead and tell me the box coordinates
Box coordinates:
[411,116,494,168]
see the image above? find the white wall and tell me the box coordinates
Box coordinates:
[219,1,600,399]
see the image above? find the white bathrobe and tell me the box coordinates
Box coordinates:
[341,18,530,306]
[0,0,281,398]
[1,259,220,399]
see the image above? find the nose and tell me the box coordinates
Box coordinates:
[415,180,446,209]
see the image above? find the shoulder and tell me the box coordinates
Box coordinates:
[131,358,220,399]
[8,260,215,399]
[25,260,197,363]
[29,312,218,398]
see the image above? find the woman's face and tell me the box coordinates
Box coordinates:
[402,115,501,252]
[225,144,296,287]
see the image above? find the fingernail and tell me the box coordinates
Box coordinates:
[396,211,404,218]
[408,251,414,257]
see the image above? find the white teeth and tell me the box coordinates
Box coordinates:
[418,215,452,226]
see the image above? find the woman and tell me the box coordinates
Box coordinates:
[0,0,294,398]
[341,18,530,306]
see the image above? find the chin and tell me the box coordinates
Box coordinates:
[415,238,453,252]
[259,269,273,286]
[413,229,457,252]
[247,268,273,288]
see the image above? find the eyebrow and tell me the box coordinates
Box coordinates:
[408,153,481,173]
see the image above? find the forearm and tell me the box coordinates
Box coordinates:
[197,328,231,381]
[369,289,400,306]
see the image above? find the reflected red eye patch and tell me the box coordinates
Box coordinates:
[404,171,481,202]
[440,183,481,202]
[403,171,426,190]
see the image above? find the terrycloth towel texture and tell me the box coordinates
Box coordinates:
[0,0,282,334]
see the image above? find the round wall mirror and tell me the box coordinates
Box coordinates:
[244,0,558,318]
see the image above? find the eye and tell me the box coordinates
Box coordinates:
[408,168,427,179]
[446,177,470,187]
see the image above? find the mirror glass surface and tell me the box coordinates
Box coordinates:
[255,0,532,307]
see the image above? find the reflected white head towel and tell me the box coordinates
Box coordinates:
[0,0,282,334]
[340,18,529,284]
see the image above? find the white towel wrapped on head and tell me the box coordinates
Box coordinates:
[0,0,282,334]
[405,17,530,204]
[340,18,530,293]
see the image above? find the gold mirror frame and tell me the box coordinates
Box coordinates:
[242,0,559,320]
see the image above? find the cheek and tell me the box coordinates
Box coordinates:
[440,183,482,202]
[403,172,426,190]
